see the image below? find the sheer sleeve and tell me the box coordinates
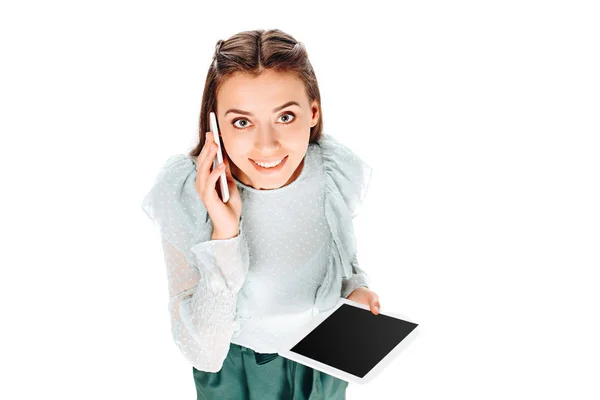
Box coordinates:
[318,134,373,298]
[341,253,371,298]
[141,154,249,372]
[162,230,249,372]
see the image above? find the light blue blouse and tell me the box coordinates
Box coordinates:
[141,133,373,372]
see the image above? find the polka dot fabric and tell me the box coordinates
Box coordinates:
[141,133,372,372]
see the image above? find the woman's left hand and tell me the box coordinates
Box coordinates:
[346,287,381,315]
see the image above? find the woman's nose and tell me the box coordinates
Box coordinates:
[254,130,280,152]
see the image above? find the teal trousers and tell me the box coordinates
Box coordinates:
[192,342,349,399]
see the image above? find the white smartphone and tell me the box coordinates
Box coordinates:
[209,112,230,203]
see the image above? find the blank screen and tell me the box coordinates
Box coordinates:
[290,304,418,378]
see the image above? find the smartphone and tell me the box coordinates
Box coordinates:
[209,112,230,203]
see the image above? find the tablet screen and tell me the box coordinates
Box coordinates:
[289,303,418,378]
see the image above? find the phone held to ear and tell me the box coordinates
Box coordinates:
[209,111,230,203]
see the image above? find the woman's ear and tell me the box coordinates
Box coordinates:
[310,100,319,127]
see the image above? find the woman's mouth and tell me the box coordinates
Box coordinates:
[249,155,288,173]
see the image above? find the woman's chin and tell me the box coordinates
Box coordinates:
[248,175,290,190]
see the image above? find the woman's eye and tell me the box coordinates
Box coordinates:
[231,112,296,130]
[278,112,296,124]
[232,118,250,129]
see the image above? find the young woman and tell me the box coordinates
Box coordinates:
[142,28,382,399]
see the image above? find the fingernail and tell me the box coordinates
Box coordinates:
[374,306,379,313]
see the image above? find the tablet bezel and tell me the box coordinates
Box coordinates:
[277,297,419,385]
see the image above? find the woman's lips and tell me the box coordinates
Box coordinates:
[250,155,288,173]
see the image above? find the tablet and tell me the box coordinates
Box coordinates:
[277,298,419,385]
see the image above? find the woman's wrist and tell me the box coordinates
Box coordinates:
[211,228,240,240]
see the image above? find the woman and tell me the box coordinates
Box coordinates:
[142,28,381,399]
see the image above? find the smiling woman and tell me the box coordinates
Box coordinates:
[141,28,376,400]
[215,69,320,190]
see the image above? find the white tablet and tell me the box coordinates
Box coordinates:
[277,297,419,385]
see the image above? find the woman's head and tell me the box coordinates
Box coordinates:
[190,29,323,190]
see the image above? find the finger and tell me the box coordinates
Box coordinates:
[222,157,241,197]
[371,300,380,315]
[204,162,226,197]
[196,131,214,169]
[197,143,218,182]
[222,156,234,181]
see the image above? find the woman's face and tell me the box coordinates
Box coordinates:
[215,69,319,190]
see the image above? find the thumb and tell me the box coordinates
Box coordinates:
[371,301,380,315]
[222,156,233,180]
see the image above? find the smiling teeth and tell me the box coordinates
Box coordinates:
[253,158,283,168]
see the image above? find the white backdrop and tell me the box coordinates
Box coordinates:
[1,1,598,399]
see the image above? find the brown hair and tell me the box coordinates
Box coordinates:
[188,29,324,158]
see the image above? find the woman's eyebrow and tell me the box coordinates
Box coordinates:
[224,101,300,117]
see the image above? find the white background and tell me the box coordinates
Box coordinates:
[1,1,598,399]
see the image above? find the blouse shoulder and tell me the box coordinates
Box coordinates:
[141,154,212,264]
[316,133,373,218]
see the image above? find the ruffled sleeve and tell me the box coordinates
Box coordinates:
[141,154,250,372]
[318,134,373,300]
[319,134,373,219]
[141,154,213,267]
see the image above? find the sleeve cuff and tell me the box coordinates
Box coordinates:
[190,231,250,293]
[341,273,370,298]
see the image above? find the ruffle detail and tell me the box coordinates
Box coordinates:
[141,154,214,268]
[319,133,373,219]
[314,133,373,312]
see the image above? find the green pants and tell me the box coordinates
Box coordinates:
[192,342,349,399]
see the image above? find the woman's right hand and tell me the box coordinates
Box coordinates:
[195,132,242,240]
